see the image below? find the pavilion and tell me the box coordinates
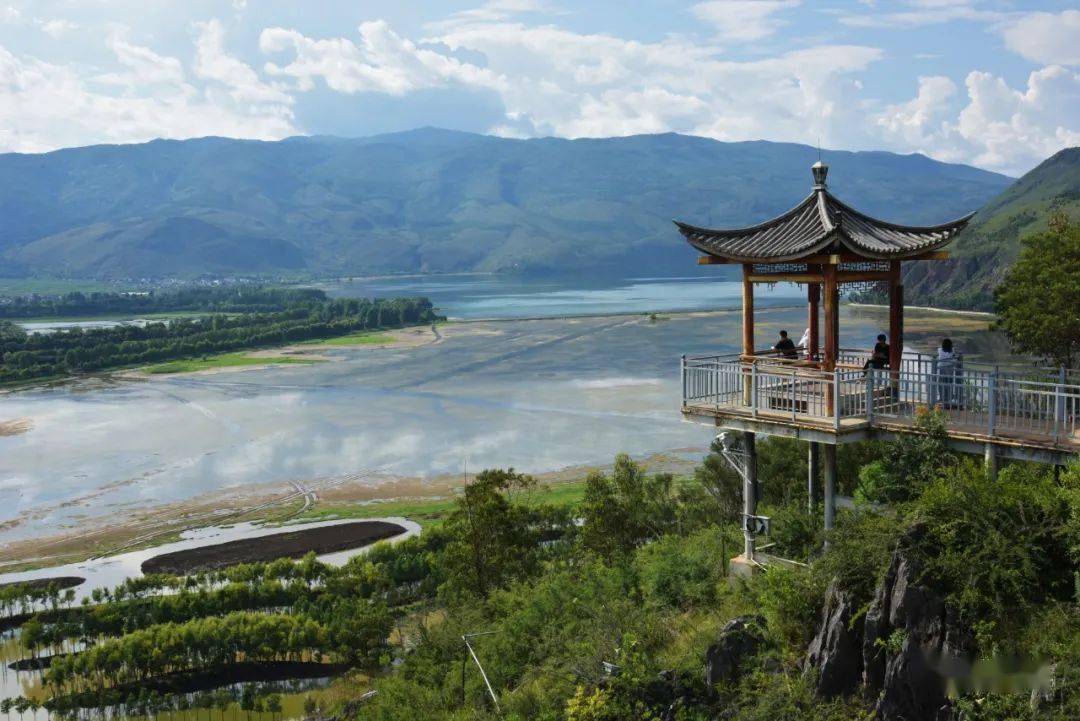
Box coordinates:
[675,161,1079,569]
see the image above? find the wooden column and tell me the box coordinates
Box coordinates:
[807,278,820,360]
[742,263,755,357]
[822,263,839,371]
[888,261,903,374]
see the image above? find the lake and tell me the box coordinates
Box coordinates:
[0,273,1009,554]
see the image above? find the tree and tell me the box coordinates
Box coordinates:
[579,454,677,557]
[995,213,1080,368]
[439,469,542,600]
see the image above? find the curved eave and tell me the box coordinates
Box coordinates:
[678,223,837,263]
[676,187,975,263]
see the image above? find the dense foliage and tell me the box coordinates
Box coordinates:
[7,426,1080,720]
[0,285,328,319]
[0,292,439,382]
[995,214,1080,368]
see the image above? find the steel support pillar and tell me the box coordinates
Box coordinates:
[808,442,820,515]
[823,443,837,549]
[985,442,998,481]
[743,432,758,561]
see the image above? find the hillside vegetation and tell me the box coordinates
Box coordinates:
[0,130,1008,280]
[903,147,1080,310]
[7,422,1080,721]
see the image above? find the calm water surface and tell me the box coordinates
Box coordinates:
[0,275,1010,547]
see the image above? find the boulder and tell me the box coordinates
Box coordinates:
[704,615,766,686]
[862,525,973,721]
[805,579,863,697]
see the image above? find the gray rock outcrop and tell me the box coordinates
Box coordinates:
[704,615,766,686]
[805,579,863,698]
[862,525,972,721]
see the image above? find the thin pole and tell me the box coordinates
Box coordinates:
[807,442,819,515]
[463,634,501,715]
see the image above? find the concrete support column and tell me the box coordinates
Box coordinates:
[823,443,837,549]
[808,442,820,515]
[985,443,998,480]
[743,432,758,561]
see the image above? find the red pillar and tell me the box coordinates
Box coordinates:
[807,277,820,361]
[888,261,903,376]
[742,263,755,358]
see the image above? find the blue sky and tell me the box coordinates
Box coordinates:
[0,1,1077,175]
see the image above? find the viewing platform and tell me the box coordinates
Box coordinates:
[682,349,1080,465]
[672,159,1076,565]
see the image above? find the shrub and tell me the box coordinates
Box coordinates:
[634,527,735,609]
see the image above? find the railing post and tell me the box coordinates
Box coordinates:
[751,364,758,417]
[929,357,938,408]
[833,371,841,431]
[680,355,686,409]
[866,368,874,423]
[791,371,797,421]
[987,367,998,437]
[1055,365,1066,443]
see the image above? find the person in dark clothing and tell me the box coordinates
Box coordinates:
[864,334,889,371]
[774,330,798,360]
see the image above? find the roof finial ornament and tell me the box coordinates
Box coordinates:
[811,157,828,190]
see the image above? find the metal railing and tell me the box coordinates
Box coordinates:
[681,353,1080,447]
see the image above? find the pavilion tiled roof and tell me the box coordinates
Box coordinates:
[675,162,974,263]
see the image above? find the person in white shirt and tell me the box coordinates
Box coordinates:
[798,328,811,358]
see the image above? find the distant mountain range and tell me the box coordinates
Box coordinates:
[903,147,1080,310]
[0,129,1011,285]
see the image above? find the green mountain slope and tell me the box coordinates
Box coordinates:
[903,147,1080,310]
[0,129,1011,279]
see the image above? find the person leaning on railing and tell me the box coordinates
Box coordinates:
[774,330,799,360]
[862,334,889,374]
[937,338,961,409]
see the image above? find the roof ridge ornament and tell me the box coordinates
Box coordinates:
[811,160,828,190]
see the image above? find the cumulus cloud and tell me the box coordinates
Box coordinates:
[0,29,296,153]
[877,66,1080,173]
[193,19,292,105]
[260,20,501,95]
[691,0,800,42]
[259,18,882,148]
[999,10,1080,67]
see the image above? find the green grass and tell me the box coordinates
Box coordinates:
[302,330,399,347]
[11,310,211,324]
[143,353,319,375]
[0,278,130,297]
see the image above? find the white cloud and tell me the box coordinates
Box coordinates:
[0,31,297,153]
[840,0,1003,28]
[1,5,20,24]
[261,20,501,96]
[877,66,1080,173]
[193,19,292,105]
[39,18,77,38]
[958,65,1080,171]
[999,10,1080,67]
[877,75,964,160]
[691,0,800,42]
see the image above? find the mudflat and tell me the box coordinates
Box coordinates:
[141,520,405,574]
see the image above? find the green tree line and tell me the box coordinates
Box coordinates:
[0,294,440,382]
